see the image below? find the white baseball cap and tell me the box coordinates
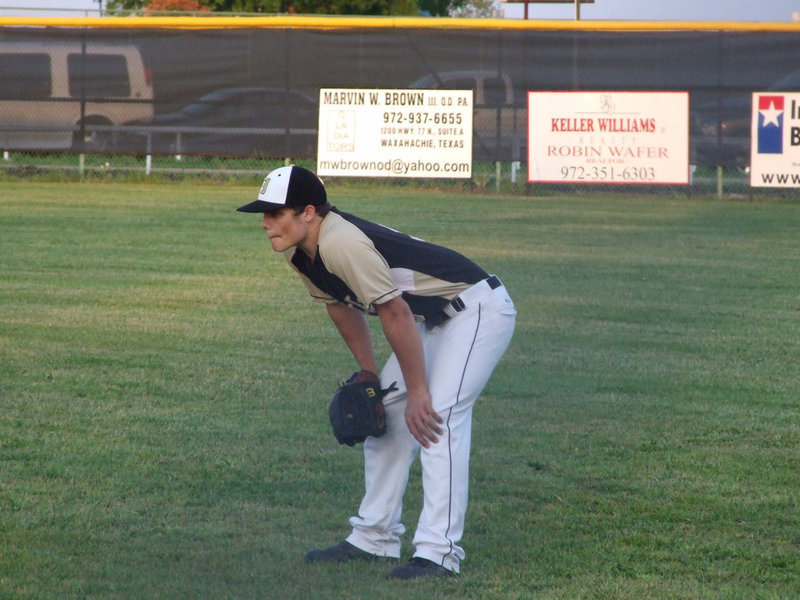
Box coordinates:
[236,165,327,213]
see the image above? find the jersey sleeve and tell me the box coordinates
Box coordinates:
[318,218,401,308]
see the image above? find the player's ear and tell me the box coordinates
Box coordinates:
[301,204,318,221]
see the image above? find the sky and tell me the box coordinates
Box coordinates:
[0,0,102,16]
[499,0,800,22]
[1,0,799,20]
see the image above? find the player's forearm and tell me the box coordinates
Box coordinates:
[377,297,442,447]
[326,302,379,374]
[375,298,428,394]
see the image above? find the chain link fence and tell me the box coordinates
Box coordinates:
[0,15,797,199]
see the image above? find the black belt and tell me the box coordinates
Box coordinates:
[448,275,502,313]
[424,275,503,329]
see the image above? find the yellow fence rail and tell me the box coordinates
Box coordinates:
[1,14,800,32]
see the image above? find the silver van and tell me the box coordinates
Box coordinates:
[0,41,154,152]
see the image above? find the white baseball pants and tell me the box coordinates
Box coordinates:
[346,279,516,573]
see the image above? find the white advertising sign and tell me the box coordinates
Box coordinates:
[527,91,689,185]
[750,93,800,187]
[316,88,473,178]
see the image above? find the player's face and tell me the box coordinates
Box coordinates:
[261,207,308,252]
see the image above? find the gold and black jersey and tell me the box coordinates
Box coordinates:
[285,208,488,326]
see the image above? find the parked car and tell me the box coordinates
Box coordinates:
[128,87,318,158]
[0,41,154,152]
[691,70,800,167]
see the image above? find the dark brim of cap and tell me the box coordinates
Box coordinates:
[236,200,284,213]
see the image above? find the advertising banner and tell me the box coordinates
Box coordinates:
[316,88,473,179]
[750,93,800,188]
[527,91,689,185]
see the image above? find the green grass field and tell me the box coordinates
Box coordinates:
[2,181,799,599]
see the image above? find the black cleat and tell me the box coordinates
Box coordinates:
[304,541,394,563]
[387,557,455,580]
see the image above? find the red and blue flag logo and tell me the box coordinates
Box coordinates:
[757,95,784,154]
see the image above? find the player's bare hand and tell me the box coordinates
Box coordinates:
[405,390,443,448]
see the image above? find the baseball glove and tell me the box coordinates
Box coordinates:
[329,370,397,446]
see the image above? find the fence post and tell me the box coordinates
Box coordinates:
[146,132,152,176]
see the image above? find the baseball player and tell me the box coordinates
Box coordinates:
[237,165,516,579]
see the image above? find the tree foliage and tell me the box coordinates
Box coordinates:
[145,0,210,11]
[105,0,487,16]
[288,0,417,15]
[420,0,464,17]
[448,0,495,17]
[200,0,281,11]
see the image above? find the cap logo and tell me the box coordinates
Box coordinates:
[259,175,270,197]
